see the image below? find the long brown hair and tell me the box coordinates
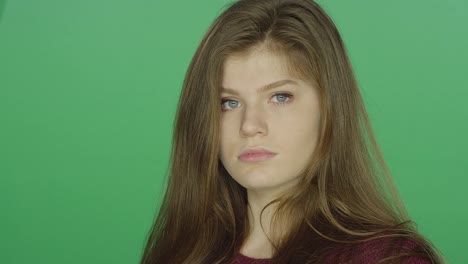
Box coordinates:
[141,0,445,263]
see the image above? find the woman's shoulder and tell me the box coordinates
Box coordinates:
[325,234,433,264]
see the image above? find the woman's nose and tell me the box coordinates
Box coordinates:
[239,105,267,138]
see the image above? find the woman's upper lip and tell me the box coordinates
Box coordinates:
[239,147,276,157]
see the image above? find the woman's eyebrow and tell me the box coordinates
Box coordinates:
[221,79,298,95]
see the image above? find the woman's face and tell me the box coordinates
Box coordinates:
[219,49,321,196]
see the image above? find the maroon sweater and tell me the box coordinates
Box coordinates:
[232,237,432,264]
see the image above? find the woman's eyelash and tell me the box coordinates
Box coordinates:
[221,93,293,111]
[271,93,293,104]
[220,93,294,105]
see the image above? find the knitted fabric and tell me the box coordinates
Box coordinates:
[232,237,432,264]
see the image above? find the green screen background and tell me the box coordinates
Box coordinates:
[1,0,466,263]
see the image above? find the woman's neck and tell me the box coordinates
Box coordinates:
[240,190,280,259]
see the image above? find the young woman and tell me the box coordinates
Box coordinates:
[141,0,445,263]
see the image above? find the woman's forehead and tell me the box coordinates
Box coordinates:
[221,51,311,90]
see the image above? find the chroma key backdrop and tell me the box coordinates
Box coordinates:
[1,0,466,263]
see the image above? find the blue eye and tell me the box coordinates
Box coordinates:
[221,93,293,112]
[272,93,292,104]
[221,99,240,111]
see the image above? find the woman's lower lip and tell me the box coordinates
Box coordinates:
[239,153,277,163]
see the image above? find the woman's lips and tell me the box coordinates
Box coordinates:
[238,148,277,163]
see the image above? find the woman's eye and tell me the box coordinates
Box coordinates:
[271,93,292,104]
[221,99,240,111]
[221,93,293,111]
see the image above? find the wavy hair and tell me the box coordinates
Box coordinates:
[141,0,445,263]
